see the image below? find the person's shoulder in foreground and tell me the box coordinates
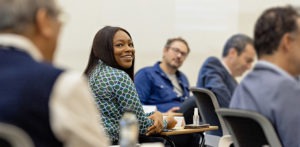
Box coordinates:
[0,0,109,146]
[230,5,300,147]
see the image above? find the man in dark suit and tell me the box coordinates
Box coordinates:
[197,34,256,108]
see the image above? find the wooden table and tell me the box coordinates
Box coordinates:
[160,126,218,136]
[160,126,218,147]
[162,112,183,116]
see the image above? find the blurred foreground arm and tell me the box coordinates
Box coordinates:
[50,72,109,147]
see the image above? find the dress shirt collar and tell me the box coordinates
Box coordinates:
[0,34,43,61]
[154,61,181,76]
[221,59,232,75]
[154,61,167,76]
[258,60,297,82]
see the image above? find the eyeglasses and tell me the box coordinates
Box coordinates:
[169,47,188,57]
[47,7,69,24]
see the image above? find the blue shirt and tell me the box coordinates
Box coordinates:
[230,61,300,147]
[134,62,190,112]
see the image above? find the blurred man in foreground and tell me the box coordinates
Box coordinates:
[0,0,108,146]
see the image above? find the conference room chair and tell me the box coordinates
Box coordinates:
[0,122,33,147]
[190,87,232,147]
[216,108,282,147]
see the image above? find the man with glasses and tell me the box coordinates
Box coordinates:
[0,0,108,146]
[135,37,201,147]
[135,37,190,113]
[197,34,256,108]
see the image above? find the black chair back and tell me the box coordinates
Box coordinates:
[216,108,282,147]
[0,123,34,147]
[190,87,227,136]
[0,138,11,147]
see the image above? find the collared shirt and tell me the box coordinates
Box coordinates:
[88,60,167,142]
[259,60,296,81]
[0,34,42,61]
[0,34,109,147]
[230,61,300,147]
[221,59,232,75]
[134,61,190,112]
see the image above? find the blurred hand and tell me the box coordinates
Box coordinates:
[166,107,180,114]
[165,114,177,129]
[146,111,163,135]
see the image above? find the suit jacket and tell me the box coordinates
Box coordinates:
[0,46,64,147]
[196,57,237,108]
[0,34,109,147]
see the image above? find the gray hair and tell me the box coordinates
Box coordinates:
[0,0,60,34]
[222,34,253,57]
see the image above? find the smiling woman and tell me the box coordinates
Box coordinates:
[83,26,177,145]
[113,30,135,69]
[84,26,135,80]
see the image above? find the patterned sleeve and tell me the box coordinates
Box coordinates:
[145,112,154,117]
[113,71,154,134]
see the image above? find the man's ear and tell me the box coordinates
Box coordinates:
[162,47,169,58]
[280,33,293,52]
[35,8,52,38]
[228,48,238,57]
[163,47,169,54]
[163,47,169,52]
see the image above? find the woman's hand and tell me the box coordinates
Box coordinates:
[146,111,163,135]
[165,115,177,129]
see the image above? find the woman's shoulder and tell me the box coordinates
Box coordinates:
[106,65,129,78]
[91,63,130,81]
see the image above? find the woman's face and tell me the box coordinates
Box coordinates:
[113,30,135,69]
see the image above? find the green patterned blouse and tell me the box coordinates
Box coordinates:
[88,60,166,142]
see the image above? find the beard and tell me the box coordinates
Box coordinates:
[167,60,182,70]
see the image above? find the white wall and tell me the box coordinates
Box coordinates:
[55,0,300,85]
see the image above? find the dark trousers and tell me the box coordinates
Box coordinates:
[144,134,201,147]
[179,96,201,124]
[0,138,11,147]
[138,134,167,144]
[169,133,201,147]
